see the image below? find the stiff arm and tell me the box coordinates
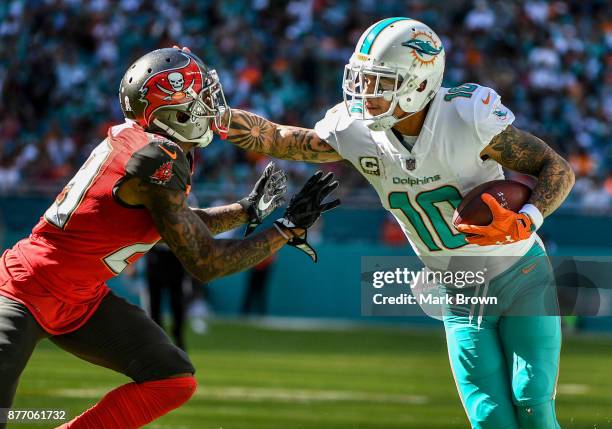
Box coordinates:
[227,109,342,163]
[480,125,575,217]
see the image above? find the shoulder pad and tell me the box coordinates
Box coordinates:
[444,83,515,145]
[314,102,370,157]
[319,102,366,133]
[445,83,501,125]
[125,139,191,191]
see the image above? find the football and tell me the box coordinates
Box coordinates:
[452,180,532,227]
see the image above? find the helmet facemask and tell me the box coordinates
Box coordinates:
[343,63,404,128]
[343,59,429,131]
[151,69,230,148]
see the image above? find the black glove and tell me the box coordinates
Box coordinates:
[238,162,287,236]
[274,171,341,262]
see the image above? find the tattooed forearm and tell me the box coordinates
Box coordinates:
[142,184,287,282]
[208,234,275,278]
[191,203,248,235]
[227,109,341,163]
[481,125,575,217]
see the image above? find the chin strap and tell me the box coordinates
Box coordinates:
[366,110,419,131]
[151,118,213,148]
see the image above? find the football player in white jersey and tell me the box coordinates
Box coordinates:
[223,18,574,428]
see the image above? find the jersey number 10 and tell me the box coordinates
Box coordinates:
[389,186,467,251]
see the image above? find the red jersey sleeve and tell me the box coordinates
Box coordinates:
[125,139,191,191]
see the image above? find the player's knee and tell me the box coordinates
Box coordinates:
[154,343,195,377]
[129,343,195,382]
[516,401,560,429]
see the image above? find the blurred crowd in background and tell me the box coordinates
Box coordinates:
[0,0,610,210]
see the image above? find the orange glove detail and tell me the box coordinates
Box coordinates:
[456,194,536,246]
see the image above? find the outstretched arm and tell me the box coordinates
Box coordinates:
[227,109,342,163]
[190,204,247,235]
[480,125,575,217]
[143,183,289,283]
[141,169,339,280]
[191,161,287,235]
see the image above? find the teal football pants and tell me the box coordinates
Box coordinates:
[443,243,561,428]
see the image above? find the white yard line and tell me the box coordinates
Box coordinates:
[49,385,428,404]
[48,382,591,406]
[556,384,590,395]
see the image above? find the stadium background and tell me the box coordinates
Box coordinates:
[0,0,611,428]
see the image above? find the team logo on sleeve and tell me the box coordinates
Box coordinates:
[493,108,508,120]
[150,161,174,185]
[139,55,204,126]
[359,157,380,176]
[401,33,443,66]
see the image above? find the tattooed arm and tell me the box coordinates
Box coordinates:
[142,183,289,282]
[480,125,575,217]
[190,204,247,235]
[227,109,342,163]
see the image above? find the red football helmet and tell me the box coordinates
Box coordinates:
[119,48,229,147]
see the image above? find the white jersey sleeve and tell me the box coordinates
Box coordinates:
[314,103,357,158]
[451,84,515,149]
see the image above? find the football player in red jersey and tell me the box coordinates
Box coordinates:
[0,48,339,429]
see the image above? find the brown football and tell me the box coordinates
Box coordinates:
[452,180,532,227]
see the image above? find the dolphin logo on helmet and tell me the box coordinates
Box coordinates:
[401,38,443,57]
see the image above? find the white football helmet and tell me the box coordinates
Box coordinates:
[343,18,445,131]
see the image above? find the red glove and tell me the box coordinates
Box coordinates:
[456,194,535,246]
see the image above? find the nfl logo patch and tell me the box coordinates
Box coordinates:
[405,158,416,171]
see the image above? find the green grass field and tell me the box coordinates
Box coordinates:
[11,320,612,428]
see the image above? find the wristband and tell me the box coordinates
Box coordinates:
[273,222,290,240]
[237,197,251,212]
[519,204,544,230]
